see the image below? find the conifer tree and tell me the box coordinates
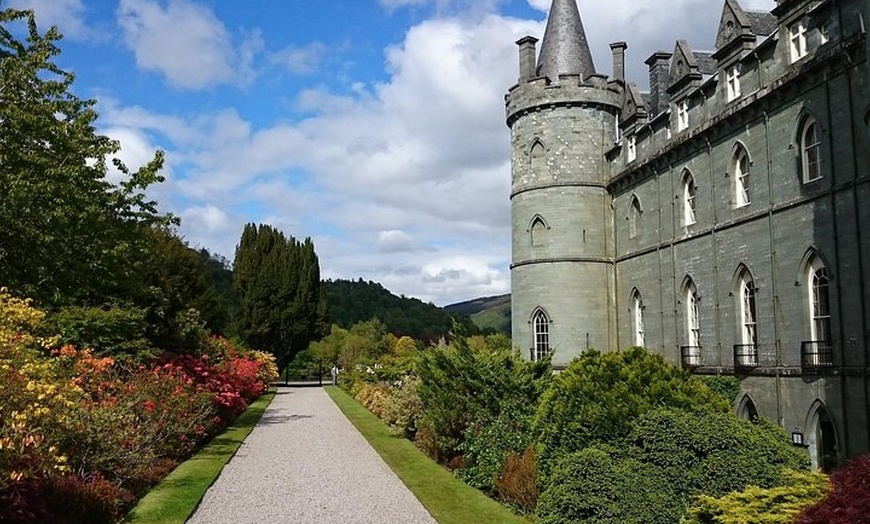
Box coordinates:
[233,224,324,373]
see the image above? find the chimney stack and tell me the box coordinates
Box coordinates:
[645,51,672,117]
[609,41,627,81]
[516,36,539,83]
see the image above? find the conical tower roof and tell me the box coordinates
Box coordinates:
[536,0,596,81]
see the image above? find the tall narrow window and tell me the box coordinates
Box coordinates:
[532,309,550,362]
[629,197,641,239]
[734,146,751,207]
[726,65,741,102]
[686,280,700,349]
[738,269,758,349]
[530,140,546,181]
[682,171,696,226]
[808,259,831,343]
[627,134,637,163]
[677,100,689,132]
[790,20,808,62]
[632,290,645,347]
[801,118,822,182]
[531,217,548,247]
[819,21,830,44]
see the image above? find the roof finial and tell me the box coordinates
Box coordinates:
[536,0,596,82]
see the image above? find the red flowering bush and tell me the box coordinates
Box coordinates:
[797,454,870,523]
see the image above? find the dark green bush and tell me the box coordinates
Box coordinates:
[536,446,680,524]
[458,404,533,494]
[416,336,550,464]
[628,408,809,498]
[48,305,154,361]
[533,347,728,477]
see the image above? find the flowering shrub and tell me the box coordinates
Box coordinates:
[0,289,273,523]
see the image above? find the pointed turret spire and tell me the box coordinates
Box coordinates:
[536,0,596,82]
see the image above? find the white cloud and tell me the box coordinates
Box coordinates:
[7,0,89,39]
[116,0,262,90]
[270,42,328,75]
[96,0,784,305]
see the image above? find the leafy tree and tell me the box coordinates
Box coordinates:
[233,224,324,372]
[0,8,173,307]
[533,347,729,477]
[683,469,828,524]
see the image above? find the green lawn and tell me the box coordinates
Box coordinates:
[123,389,276,524]
[325,386,529,524]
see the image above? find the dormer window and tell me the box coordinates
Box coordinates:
[677,101,689,132]
[726,65,741,102]
[627,135,637,163]
[790,20,808,62]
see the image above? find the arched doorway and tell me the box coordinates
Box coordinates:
[806,401,838,471]
[737,395,758,422]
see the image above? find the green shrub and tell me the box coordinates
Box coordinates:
[458,405,534,494]
[628,408,809,498]
[380,375,423,439]
[536,446,680,524]
[47,305,154,361]
[682,469,828,524]
[416,336,550,464]
[533,347,728,477]
[700,375,742,406]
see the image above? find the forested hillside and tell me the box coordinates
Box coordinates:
[322,279,476,341]
[444,294,511,335]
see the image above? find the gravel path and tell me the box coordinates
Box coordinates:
[186,387,436,524]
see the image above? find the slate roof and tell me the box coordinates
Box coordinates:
[746,10,778,36]
[536,0,596,81]
[694,52,718,75]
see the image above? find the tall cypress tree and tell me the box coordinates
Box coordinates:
[233,224,324,373]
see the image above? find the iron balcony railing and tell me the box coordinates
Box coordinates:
[801,340,834,370]
[733,344,759,369]
[680,346,702,369]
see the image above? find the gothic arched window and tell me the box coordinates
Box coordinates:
[532,309,550,362]
[800,117,822,183]
[629,196,642,239]
[734,145,751,207]
[682,170,696,226]
[631,289,645,347]
[735,266,758,367]
[530,216,548,247]
[530,140,546,181]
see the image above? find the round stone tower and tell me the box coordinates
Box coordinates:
[506,0,620,364]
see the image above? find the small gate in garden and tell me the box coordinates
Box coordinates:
[280,358,334,388]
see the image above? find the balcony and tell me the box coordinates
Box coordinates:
[680,346,702,369]
[801,341,834,371]
[530,347,551,362]
[733,344,759,370]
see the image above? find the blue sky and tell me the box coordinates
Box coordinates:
[10,0,773,306]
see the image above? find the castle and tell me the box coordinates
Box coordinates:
[506,0,869,470]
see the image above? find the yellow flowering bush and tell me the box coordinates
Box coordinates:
[249,350,279,386]
[0,290,80,491]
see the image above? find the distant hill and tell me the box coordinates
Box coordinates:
[322,279,477,341]
[444,294,511,336]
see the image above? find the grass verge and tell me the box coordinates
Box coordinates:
[122,389,276,524]
[325,385,529,524]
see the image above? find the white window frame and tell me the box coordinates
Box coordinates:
[807,258,831,343]
[682,172,696,226]
[627,134,637,163]
[676,100,690,132]
[734,147,751,207]
[532,309,550,361]
[801,118,822,183]
[629,197,641,239]
[686,280,700,349]
[790,20,808,62]
[632,291,645,347]
[726,65,741,102]
[738,270,758,348]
